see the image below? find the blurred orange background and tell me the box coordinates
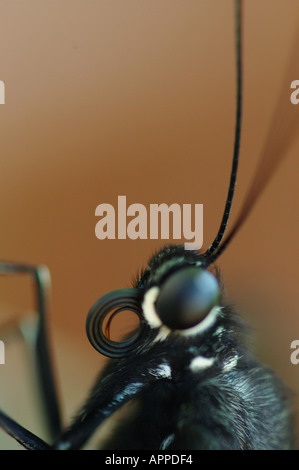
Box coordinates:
[0,0,298,449]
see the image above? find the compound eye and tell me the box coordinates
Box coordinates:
[155,267,220,330]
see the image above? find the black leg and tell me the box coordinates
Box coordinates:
[54,354,169,450]
[0,261,62,439]
[0,409,51,450]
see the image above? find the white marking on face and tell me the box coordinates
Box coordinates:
[160,433,175,450]
[189,356,215,372]
[142,287,221,342]
[223,355,239,372]
[142,286,161,328]
[155,326,173,342]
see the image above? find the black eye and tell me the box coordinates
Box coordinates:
[155,267,220,330]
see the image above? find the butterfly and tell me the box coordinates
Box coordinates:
[0,0,298,450]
